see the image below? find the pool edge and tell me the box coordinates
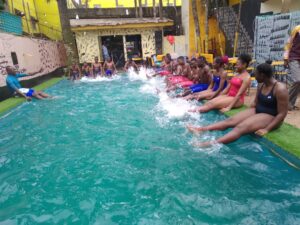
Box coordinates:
[224,108,300,167]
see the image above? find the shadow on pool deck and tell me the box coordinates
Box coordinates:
[0,78,300,165]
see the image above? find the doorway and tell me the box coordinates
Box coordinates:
[100,35,125,68]
[125,35,142,59]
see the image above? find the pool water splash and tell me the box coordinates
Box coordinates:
[80,75,121,83]
[0,73,300,224]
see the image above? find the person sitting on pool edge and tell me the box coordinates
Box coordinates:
[187,62,289,147]
[69,62,81,81]
[93,56,103,77]
[190,53,252,113]
[5,66,51,101]
[185,56,228,101]
[82,61,92,77]
[103,57,117,76]
[124,57,138,71]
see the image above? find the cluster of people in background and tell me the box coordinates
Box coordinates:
[69,56,117,80]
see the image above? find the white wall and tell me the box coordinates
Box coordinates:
[163,36,186,56]
[261,0,300,13]
[0,32,67,87]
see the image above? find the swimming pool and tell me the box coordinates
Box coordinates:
[1,71,300,224]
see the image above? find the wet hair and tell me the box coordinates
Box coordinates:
[265,59,273,65]
[197,61,206,68]
[166,53,172,61]
[191,64,198,69]
[177,56,185,61]
[198,56,207,64]
[214,56,228,66]
[238,53,252,67]
[256,63,273,78]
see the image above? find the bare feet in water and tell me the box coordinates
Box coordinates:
[186,125,205,134]
[193,141,213,148]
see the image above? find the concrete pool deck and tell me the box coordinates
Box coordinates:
[0,78,300,164]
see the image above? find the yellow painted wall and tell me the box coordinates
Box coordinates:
[188,0,226,57]
[67,0,181,8]
[229,0,240,6]
[7,0,62,40]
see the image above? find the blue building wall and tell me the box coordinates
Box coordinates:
[0,12,22,35]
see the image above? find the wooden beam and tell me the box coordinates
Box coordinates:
[138,0,143,18]
[71,22,174,31]
[159,0,163,19]
[134,0,138,18]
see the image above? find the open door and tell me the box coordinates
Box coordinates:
[100,35,125,68]
[125,35,142,59]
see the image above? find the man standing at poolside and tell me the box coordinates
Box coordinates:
[284,25,300,111]
[5,66,51,101]
[102,42,110,61]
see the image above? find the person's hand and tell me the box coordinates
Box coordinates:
[284,59,289,68]
[220,107,231,113]
[255,129,269,136]
[26,97,32,102]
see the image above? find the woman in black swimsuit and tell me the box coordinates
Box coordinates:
[187,62,289,146]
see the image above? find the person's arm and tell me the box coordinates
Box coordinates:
[256,83,288,136]
[18,68,43,77]
[250,84,261,108]
[124,62,128,70]
[210,72,228,99]
[186,65,192,78]
[221,75,251,112]
[101,64,104,75]
[283,36,292,67]
[78,66,82,78]
[90,66,94,77]
[113,63,117,73]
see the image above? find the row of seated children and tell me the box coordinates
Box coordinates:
[149,53,289,147]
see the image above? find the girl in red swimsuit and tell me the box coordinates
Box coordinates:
[191,54,252,113]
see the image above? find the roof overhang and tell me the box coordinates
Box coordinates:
[70,18,174,32]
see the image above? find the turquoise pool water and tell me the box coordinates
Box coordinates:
[1,73,300,224]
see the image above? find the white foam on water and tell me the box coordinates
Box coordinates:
[128,68,221,152]
[139,76,165,95]
[127,67,148,81]
[190,135,222,154]
[156,91,195,119]
[80,76,120,83]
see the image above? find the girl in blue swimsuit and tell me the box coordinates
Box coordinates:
[186,56,228,101]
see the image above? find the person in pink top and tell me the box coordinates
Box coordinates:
[190,54,252,113]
